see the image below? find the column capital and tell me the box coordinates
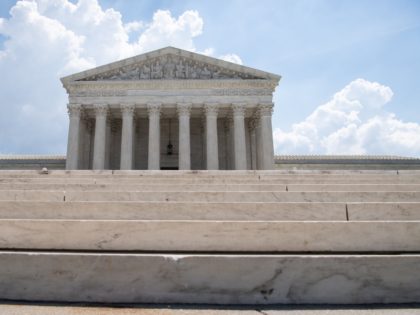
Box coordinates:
[204,103,219,117]
[121,103,135,116]
[67,103,82,117]
[147,103,162,116]
[232,103,247,116]
[94,104,108,117]
[177,103,192,117]
[259,103,274,116]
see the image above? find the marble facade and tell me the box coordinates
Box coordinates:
[61,47,281,170]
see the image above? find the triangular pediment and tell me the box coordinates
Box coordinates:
[61,47,280,84]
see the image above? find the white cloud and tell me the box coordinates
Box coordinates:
[219,53,243,65]
[274,78,420,157]
[137,10,203,53]
[0,0,241,154]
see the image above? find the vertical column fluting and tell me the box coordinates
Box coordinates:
[177,103,192,170]
[66,103,82,170]
[104,117,111,169]
[85,119,94,169]
[248,119,257,170]
[92,104,108,170]
[201,116,207,169]
[120,103,135,170]
[77,116,86,169]
[204,103,219,170]
[232,103,247,170]
[259,103,275,170]
[255,117,262,170]
[147,103,161,170]
[224,116,233,170]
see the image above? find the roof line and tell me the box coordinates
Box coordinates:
[61,46,281,84]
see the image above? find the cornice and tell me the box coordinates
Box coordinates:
[65,79,278,92]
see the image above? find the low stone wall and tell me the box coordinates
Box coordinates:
[0,156,66,170]
[275,155,420,170]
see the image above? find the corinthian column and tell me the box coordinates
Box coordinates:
[259,103,274,170]
[204,103,219,170]
[177,103,192,170]
[66,103,82,170]
[120,103,135,170]
[92,104,108,170]
[147,103,161,170]
[248,119,257,170]
[232,103,247,170]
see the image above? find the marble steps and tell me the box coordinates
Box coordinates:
[3,177,420,185]
[1,169,413,176]
[1,176,420,185]
[1,170,420,181]
[1,171,420,304]
[3,169,420,174]
[1,189,419,202]
[1,174,420,182]
[286,184,420,191]
[0,201,346,221]
[1,183,420,192]
[0,183,290,191]
[1,201,419,221]
[0,219,419,252]
[1,252,419,304]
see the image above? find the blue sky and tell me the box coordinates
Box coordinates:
[0,0,419,156]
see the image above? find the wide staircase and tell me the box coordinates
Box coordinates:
[0,170,419,304]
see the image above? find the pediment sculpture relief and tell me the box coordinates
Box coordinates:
[78,55,261,81]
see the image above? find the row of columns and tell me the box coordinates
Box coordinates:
[66,102,274,171]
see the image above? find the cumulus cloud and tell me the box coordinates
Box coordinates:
[219,53,243,65]
[274,78,420,157]
[0,0,240,154]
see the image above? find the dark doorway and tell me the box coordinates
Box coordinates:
[160,167,179,170]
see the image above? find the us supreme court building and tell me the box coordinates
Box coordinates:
[62,47,280,171]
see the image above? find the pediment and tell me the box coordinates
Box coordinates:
[61,47,280,84]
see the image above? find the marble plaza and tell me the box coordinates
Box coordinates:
[62,47,280,171]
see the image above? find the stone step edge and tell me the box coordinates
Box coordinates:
[1,220,419,252]
[2,170,416,174]
[0,251,419,304]
[2,184,420,187]
[3,189,420,193]
[1,201,419,221]
[2,191,420,203]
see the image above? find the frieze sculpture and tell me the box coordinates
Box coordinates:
[79,55,261,81]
